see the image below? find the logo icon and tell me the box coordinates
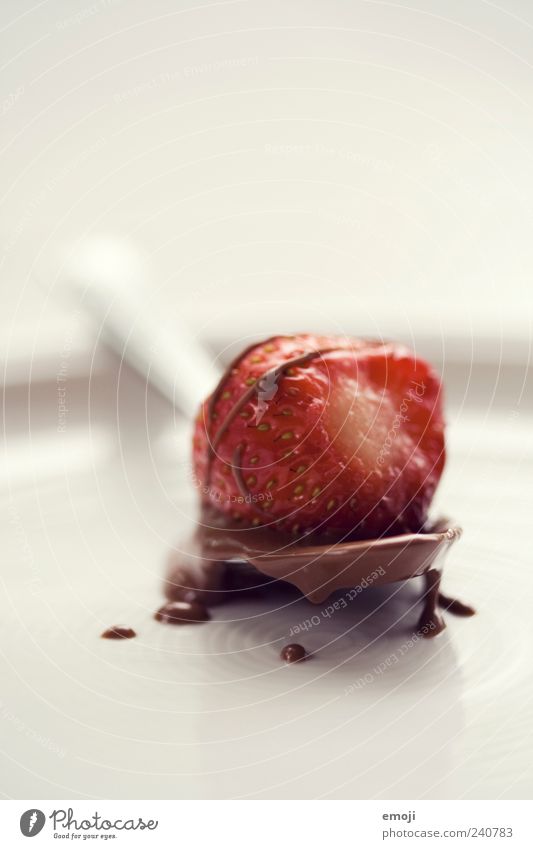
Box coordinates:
[20,810,46,837]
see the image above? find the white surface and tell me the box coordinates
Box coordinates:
[1,0,533,372]
[1,366,532,800]
[1,0,532,802]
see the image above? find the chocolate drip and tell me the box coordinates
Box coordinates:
[280,643,307,663]
[155,600,210,624]
[438,592,476,617]
[166,509,462,609]
[418,570,446,637]
[101,625,136,640]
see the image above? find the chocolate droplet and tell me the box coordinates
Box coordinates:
[155,600,210,625]
[101,625,136,640]
[280,643,307,663]
[438,592,476,617]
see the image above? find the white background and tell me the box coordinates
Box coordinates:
[1,0,532,365]
[1,0,532,802]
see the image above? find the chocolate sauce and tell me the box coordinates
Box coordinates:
[101,625,136,640]
[168,509,461,601]
[418,570,446,638]
[155,600,210,624]
[438,592,476,617]
[281,643,307,663]
[165,510,463,638]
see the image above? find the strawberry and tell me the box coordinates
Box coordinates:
[192,334,445,538]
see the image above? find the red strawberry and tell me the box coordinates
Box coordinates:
[192,335,445,538]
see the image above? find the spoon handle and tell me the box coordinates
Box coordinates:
[62,237,220,414]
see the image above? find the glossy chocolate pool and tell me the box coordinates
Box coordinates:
[164,509,467,637]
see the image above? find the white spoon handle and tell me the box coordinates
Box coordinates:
[62,237,220,415]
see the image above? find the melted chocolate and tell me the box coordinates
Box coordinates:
[281,643,307,663]
[155,600,210,624]
[438,592,476,617]
[418,570,446,638]
[165,509,463,637]
[101,625,136,640]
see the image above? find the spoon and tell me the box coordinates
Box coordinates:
[60,236,220,414]
[165,509,466,638]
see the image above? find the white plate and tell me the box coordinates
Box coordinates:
[1,374,532,799]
